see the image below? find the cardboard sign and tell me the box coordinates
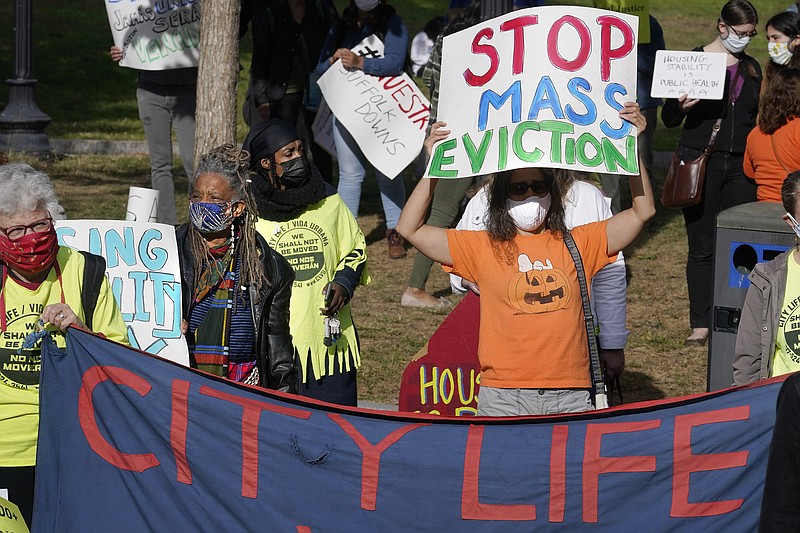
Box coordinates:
[317,35,430,179]
[592,0,650,43]
[55,220,188,365]
[427,6,639,179]
[105,0,200,71]
[651,50,728,100]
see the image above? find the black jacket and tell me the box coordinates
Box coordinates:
[662,51,761,153]
[176,224,297,393]
[250,0,338,107]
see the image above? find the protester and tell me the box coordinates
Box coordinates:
[109,46,196,226]
[177,145,297,392]
[397,104,652,417]
[316,0,409,259]
[449,176,629,383]
[401,1,481,308]
[662,0,761,346]
[762,10,800,91]
[244,119,368,406]
[0,164,128,526]
[744,69,800,202]
[410,16,445,77]
[249,0,338,182]
[733,172,800,384]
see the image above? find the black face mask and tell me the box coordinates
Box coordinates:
[276,154,311,188]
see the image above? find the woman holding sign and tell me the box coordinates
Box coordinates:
[316,0,409,259]
[662,0,761,346]
[397,103,652,417]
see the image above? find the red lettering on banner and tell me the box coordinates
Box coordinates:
[671,406,750,517]
[78,365,160,472]
[200,386,312,498]
[499,15,538,75]
[547,16,591,72]
[597,15,635,82]
[582,420,660,522]
[329,413,429,511]
[549,425,568,523]
[296,527,312,532]
[464,28,499,87]
[171,379,192,484]
[462,424,537,521]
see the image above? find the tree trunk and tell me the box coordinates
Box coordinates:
[194,0,241,163]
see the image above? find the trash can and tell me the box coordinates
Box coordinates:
[708,201,794,391]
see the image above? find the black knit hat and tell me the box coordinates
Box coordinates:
[242,118,302,170]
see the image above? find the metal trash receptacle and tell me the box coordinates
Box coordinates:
[708,201,794,391]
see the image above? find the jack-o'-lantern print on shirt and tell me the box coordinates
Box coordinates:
[507,253,572,314]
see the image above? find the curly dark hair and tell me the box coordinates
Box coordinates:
[485,166,575,264]
[758,68,800,134]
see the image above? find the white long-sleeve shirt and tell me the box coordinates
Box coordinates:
[450,180,629,350]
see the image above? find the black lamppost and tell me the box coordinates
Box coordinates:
[0,0,51,155]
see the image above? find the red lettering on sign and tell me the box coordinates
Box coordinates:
[499,15,538,75]
[78,365,160,472]
[549,425,569,522]
[671,406,750,517]
[462,424,537,521]
[171,379,192,484]
[582,420,660,522]
[200,386,311,498]
[547,16,591,72]
[329,413,428,511]
[464,28,499,87]
[597,15,635,82]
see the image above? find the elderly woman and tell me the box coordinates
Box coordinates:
[244,119,368,406]
[0,164,128,526]
[177,145,296,392]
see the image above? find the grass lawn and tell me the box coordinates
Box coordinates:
[0,0,790,405]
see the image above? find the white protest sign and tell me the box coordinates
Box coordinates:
[126,187,159,223]
[105,0,200,71]
[650,50,727,100]
[55,220,189,366]
[317,35,430,179]
[428,6,639,179]
[312,98,338,158]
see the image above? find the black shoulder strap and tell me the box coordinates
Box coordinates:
[79,251,106,332]
[563,232,608,409]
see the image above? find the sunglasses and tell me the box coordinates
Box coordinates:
[507,180,550,197]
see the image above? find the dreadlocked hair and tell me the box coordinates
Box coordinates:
[189,144,270,294]
[485,167,569,265]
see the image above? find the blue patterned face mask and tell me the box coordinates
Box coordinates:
[189,201,234,234]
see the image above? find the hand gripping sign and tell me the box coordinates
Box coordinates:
[426,6,640,179]
[317,35,431,179]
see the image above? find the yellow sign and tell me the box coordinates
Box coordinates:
[0,497,29,533]
[593,0,651,43]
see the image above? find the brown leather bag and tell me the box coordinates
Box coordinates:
[660,124,718,209]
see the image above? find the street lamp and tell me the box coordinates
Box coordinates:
[0,0,51,155]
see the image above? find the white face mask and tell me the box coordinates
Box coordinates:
[507,194,551,232]
[769,41,793,65]
[354,0,379,11]
[722,29,751,53]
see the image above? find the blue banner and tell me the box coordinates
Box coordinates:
[34,329,780,531]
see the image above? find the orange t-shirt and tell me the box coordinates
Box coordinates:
[744,120,800,202]
[445,221,614,389]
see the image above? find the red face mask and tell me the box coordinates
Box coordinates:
[0,225,59,276]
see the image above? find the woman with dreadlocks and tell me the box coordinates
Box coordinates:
[176,144,297,392]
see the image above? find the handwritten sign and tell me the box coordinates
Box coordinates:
[55,220,188,365]
[317,35,430,179]
[105,0,200,71]
[593,0,650,43]
[650,50,727,100]
[427,6,639,179]
[311,98,338,157]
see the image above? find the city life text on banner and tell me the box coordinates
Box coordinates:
[317,35,430,179]
[55,220,188,365]
[35,328,780,532]
[105,0,200,71]
[427,6,640,179]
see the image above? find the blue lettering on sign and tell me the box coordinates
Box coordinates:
[105,227,138,268]
[140,229,168,271]
[151,272,181,339]
[527,76,565,121]
[600,83,631,139]
[564,77,597,126]
[477,80,521,131]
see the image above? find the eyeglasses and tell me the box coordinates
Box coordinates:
[726,24,758,39]
[0,217,53,241]
[507,180,550,197]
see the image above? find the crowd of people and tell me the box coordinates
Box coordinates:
[6,0,800,527]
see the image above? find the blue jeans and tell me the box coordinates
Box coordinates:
[332,118,406,229]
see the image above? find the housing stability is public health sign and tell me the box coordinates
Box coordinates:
[428,6,640,179]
